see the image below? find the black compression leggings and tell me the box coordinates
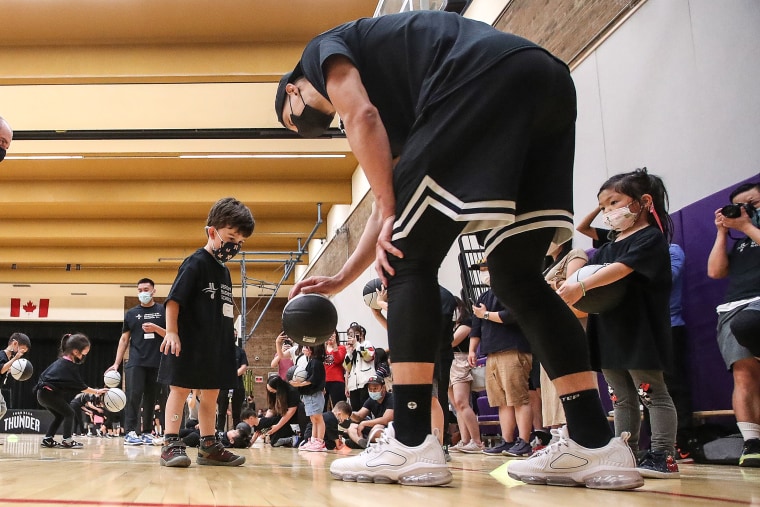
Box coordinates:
[37,388,76,439]
[386,209,591,380]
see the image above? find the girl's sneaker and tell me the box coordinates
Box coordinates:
[637,450,680,478]
[60,439,84,449]
[41,437,59,448]
[302,438,327,452]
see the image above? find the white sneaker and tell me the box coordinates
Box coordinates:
[507,427,644,490]
[448,440,466,453]
[329,423,452,486]
[459,440,484,454]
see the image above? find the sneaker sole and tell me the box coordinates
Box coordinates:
[637,467,681,479]
[197,456,246,466]
[124,442,143,446]
[160,457,192,468]
[508,468,644,490]
[331,465,453,486]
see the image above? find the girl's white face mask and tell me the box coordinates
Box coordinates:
[603,204,639,232]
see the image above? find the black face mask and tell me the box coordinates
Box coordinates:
[0,147,6,163]
[73,354,87,365]
[289,94,334,138]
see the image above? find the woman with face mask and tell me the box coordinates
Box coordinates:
[35,333,108,449]
[342,322,376,409]
[557,168,679,479]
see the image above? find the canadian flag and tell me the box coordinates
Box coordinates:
[10,298,49,318]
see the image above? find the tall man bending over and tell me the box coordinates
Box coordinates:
[107,278,166,445]
[281,10,642,489]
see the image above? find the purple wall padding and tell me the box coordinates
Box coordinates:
[673,173,760,411]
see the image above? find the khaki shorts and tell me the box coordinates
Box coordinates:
[449,352,473,385]
[485,349,532,407]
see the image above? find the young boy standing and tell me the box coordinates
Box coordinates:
[157,197,254,467]
[1,333,31,419]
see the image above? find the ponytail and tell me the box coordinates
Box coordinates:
[60,332,90,356]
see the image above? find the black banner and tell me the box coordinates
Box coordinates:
[0,409,53,434]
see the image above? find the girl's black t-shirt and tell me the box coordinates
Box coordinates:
[587,226,673,371]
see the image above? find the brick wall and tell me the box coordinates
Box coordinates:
[494,0,644,67]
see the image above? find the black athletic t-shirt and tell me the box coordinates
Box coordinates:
[37,357,88,400]
[725,236,760,303]
[234,346,248,390]
[587,226,672,370]
[361,391,394,420]
[158,249,237,389]
[0,350,11,387]
[122,303,166,369]
[298,10,543,157]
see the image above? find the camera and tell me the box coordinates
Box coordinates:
[721,203,755,219]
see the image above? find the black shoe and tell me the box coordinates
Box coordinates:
[197,441,245,466]
[637,450,680,478]
[161,440,191,467]
[41,437,59,448]
[740,438,760,467]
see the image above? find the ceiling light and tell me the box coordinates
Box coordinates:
[178,154,346,159]
[5,155,84,160]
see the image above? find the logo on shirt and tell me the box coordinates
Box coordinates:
[203,283,218,300]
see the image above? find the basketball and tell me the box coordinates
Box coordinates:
[292,368,309,382]
[103,370,121,388]
[568,264,627,314]
[103,387,127,412]
[362,278,384,310]
[282,293,338,347]
[10,358,33,381]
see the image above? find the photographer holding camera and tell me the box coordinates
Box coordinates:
[272,332,299,380]
[707,181,760,468]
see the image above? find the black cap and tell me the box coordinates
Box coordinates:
[274,63,304,126]
[366,373,386,386]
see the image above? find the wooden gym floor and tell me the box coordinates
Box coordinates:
[0,433,758,507]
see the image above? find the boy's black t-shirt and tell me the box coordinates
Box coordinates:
[122,303,166,369]
[158,248,237,389]
[0,350,11,386]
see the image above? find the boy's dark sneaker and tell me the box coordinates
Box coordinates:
[161,440,191,468]
[637,450,680,478]
[739,438,760,467]
[41,437,59,448]
[60,439,84,449]
[197,441,245,467]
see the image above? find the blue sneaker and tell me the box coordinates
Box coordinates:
[504,438,532,457]
[124,431,143,446]
[140,433,155,445]
[483,441,514,456]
